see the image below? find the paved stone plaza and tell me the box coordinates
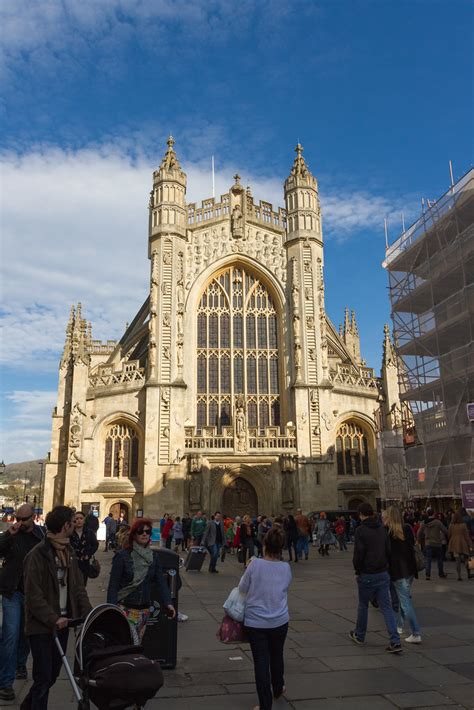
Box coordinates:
[5,548,474,709]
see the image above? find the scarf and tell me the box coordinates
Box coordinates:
[117,542,153,602]
[47,532,71,569]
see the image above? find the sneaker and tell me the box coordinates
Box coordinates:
[405,634,421,644]
[349,630,364,645]
[397,626,404,635]
[16,666,27,679]
[386,643,403,654]
[0,688,15,701]
[177,612,188,622]
[439,573,448,578]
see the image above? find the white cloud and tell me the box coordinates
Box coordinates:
[1,143,411,372]
[1,390,57,462]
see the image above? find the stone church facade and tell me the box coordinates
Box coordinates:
[43,139,398,520]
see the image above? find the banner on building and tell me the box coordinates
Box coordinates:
[460,481,474,509]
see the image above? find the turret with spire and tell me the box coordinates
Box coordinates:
[149,136,187,248]
[284,142,321,244]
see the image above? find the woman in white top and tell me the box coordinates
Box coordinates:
[239,526,292,710]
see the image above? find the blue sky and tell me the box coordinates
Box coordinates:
[1,0,472,463]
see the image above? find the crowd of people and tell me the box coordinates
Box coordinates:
[0,501,472,709]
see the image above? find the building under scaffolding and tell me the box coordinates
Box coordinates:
[382,168,474,504]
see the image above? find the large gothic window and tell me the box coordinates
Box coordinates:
[196,266,280,433]
[336,421,370,476]
[104,422,139,478]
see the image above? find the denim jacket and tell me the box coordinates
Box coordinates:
[107,548,172,609]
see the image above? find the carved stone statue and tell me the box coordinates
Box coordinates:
[231,204,243,238]
[234,396,247,452]
[189,473,202,507]
[177,280,185,309]
[177,311,184,337]
[177,339,183,373]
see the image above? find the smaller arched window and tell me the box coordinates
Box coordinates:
[104,422,139,478]
[336,421,370,476]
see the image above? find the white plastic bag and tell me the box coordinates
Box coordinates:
[223,586,247,622]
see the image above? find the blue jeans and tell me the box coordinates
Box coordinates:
[355,571,400,645]
[394,576,421,636]
[296,535,309,559]
[0,591,30,688]
[207,543,221,571]
[424,545,444,577]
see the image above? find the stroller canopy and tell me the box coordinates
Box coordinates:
[76,604,134,670]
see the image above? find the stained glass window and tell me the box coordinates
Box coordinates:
[103,423,139,478]
[336,422,371,476]
[196,265,281,433]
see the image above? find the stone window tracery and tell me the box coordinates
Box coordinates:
[104,422,139,478]
[336,421,370,476]
[196,265,281,434]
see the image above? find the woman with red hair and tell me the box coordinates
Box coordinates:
[107,518,176,642]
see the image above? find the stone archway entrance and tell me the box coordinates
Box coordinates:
[223,478,258,518]
[109,501,129,520]
[347,497,365,510]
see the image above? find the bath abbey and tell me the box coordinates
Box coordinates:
[43,138,400,520]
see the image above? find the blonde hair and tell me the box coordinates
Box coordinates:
[385,506,405,541]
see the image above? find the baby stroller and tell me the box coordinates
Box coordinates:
[55,604,164,710]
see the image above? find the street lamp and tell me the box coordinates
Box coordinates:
[38,461,45,510]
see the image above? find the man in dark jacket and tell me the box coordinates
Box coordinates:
[21,505,92,710]
[417,508,448,579]
[0,504,45,702]
[202,511,224,573]
[350,503,402,653]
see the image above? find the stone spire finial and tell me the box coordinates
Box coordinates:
[343,306,351,336]
[233,173,241,184]
[160,135,181,171]
[382,323,396,367]
[290,142,309,179]
[351,310,359,336]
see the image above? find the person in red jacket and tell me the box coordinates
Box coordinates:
[161,515,174,549]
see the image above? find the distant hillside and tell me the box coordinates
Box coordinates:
[1,459,46,486]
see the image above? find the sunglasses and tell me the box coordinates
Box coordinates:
[137,527,152,536]
[15,515,32,522]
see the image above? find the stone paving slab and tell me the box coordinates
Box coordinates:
[4,549,474,709]
[292,697,397,710]
[384,690,456,707]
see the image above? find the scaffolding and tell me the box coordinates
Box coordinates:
[383,169,474,501]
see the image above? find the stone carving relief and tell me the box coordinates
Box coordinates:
[163,251,172,265]
[185,226,286,287]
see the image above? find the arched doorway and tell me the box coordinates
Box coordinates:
[347,498,365,510]
[223,478,258,517]
[109,501,129,521]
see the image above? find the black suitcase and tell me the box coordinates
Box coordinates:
[142,549,180,669]
[184,546,207,571]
